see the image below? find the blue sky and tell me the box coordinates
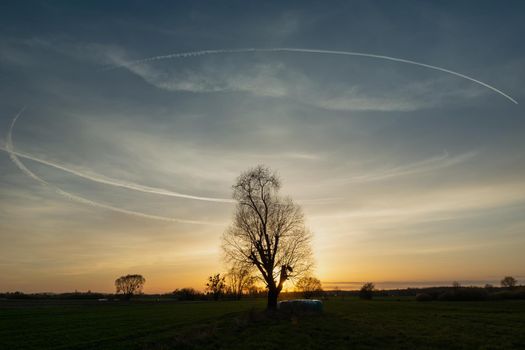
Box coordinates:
[1,1,524,292]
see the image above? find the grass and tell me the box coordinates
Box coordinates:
[1,297,524,349]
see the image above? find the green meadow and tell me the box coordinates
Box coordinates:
[1,298,524,349]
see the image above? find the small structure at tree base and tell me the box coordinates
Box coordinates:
[277,299,323,314]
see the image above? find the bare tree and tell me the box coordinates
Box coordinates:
[296,276,323,299]
[206,273,226,301]
[115,274,145,299]
[222,165,313,309]
[501,276,517,289]
[226,263,256,300]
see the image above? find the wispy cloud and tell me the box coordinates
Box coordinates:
[0,145,234,203]
[311,181,525,223]
[4,110,222,225]
[103,48,492,112]
[338,151,478,183]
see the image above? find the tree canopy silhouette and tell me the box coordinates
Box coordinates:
[501,276,517,289]
[206,273,226,301]
[359,282,375,300]
[226,262,255,300]
[222,165,313,309]
[115,274,145,299]
[296,276,323,299]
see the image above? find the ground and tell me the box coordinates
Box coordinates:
[1,297,524,349]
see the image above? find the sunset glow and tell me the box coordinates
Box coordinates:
[1,2,524,294]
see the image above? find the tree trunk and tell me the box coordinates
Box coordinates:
[267,288,278,310]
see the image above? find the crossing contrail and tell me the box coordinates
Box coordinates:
[0,145,234,203]
[1,114,333,205]
[103,47,518,105]
[4,108,222,225]
[7,48,513,214]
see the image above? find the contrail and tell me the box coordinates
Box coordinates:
[103,47,518,105]
[0,145,336,205]
[5,108,221,225]
[0,146,234,203]
[1,115,334,205]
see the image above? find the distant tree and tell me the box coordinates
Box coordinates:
[501,276,517,289]
[359,282,375,300]
[246,284,263,296]
[173,288,199,301]
[226,263,255,300]
[452,281,461,289]
[222,165,313,310]
[115,274,145,299]
[296,276,323,299]
[206,274,226,301]
[484,283,494,289]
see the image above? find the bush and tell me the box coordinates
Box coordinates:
[416,293,433,302]
[491,288,525,300]
[438,287,488,301]
[173,288,200,301]
[359,282,375,300]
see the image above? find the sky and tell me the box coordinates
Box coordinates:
[1,1,524,293]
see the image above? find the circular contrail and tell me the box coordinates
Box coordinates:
[0,145,234,203]
[105,47,518,105]
[1,115,337,205]
[5,48,516,223]
[4,108,223,225]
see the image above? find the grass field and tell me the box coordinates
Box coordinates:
[1,297,524,349]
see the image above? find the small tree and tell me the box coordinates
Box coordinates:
[359,282,375,300]
[206,273,226,301]
[296,276,323,299]
[115,274,145,300]
[501,276,517,289]
[226,263,255,300]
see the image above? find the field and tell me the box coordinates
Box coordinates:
[1,298,525,349]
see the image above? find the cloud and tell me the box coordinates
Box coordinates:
[113,56,491,113]
[311,181,525,223]
[0,145,234,203]
[4,110,222,225]
[102,47,517,109]
[339,151,478,183]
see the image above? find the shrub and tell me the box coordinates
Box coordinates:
[359,282,375,300]
[438,287,488,301]
[416,293,433,302]
[173,288,199,301]
[491,288,525,300]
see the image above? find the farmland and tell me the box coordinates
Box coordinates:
[1,298,524,349]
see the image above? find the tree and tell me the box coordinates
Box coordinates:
[501,276,517,289]
[296,276,323,299]
[226,263,256,300]
[359,282,375,300]
[206,273,226,301]
[222,165,313,310]
[115,274,145,299]
[173,288,199,301]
